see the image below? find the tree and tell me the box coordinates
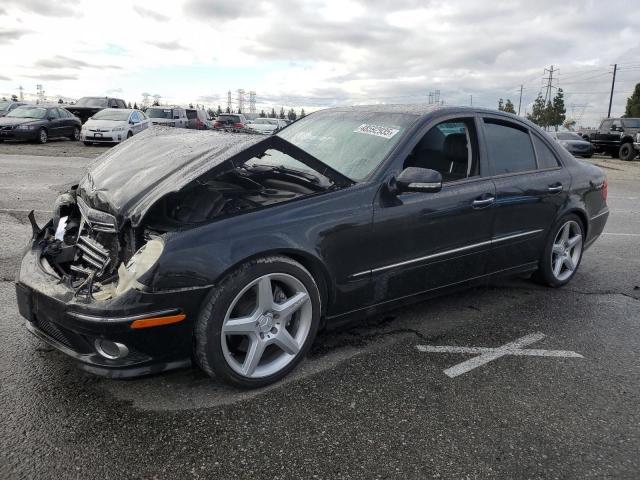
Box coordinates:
[189,103,194,108]
[237,107,242,114]
[58,98,64,104]
[217,105,222,115]
[152,100,160,106]
[207,108,215,119]
[133,102,138,109]
[503,99,516,114]
[624,83,640,117]
[127,101,131,108]
[527,94,546,127]
[287,108,297,121]
[279,107,285,119]
[551,88,566,130]
[497,98,504,111]
[563,119,577,131]
[300,108,306,118]
[11,94,18,101]
[269,107,276,118]
[225,105,231,113]
[259,109,266,118]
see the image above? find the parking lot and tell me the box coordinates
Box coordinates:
[1,143,639,479]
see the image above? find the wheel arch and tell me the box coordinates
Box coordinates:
[561,207,589,238]
[211,248,333,320]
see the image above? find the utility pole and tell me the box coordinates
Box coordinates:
[517,84,523,116]
[470,94,472,106]
[607,63,617,118]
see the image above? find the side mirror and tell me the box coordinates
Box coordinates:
[610,125,618,131]
[395,167,442,193]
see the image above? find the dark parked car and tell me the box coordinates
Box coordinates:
[0,100,27,117]
[551,131,594,158]
[68,97,127,124]
[0,105,81,143]
[588,117,640,160]
[213,113,247,132]
[15,106,609,388]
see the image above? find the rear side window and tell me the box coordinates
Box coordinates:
[483,120,536,175]
[532,135,560,169]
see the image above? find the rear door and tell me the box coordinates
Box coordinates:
[46,108,63,137]
[481,116,570,273]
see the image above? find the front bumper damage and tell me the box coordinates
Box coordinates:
[16,223,210,378]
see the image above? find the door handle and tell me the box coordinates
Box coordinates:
[548,184,563,193]
[472,196,495,208]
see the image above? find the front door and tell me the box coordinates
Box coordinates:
[368,117,495,302]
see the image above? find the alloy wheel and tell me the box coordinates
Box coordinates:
[550,220,583,282]
[39,128,47,143]
[220,273,312,378]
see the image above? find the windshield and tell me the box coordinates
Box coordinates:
[75,97,109,107]
[216,115,240,123]
[622,119,640,128]
[274,110,417,181]
[147,108,173,119]
[556,132,583,141]
[0,101,11,111]
[7,106,47,119]
[92,109,130,121]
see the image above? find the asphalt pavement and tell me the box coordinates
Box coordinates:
[1,147,638,479]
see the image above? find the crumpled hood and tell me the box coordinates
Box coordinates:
[78,126,265,228]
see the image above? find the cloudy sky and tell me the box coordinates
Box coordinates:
[1,0,639,126]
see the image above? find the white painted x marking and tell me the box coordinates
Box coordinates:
[416,332,583,378]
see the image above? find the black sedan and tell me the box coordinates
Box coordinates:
[15,106,609,388]
[552,131,594,158]
[0,105,81,143]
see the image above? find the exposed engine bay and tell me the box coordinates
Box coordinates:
[38,162,331,302]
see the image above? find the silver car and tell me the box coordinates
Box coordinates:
[146,106,189,128]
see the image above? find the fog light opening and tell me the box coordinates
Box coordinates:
[94,339,129,360]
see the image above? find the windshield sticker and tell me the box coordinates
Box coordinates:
[354,124,400,139]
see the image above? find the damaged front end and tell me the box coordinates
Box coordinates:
[38,187,158,302]
[16,127,353,377]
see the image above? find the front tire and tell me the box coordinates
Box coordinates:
[619,142,636,161]
[37,128,48,144]
[83,141,92,146]
[533,214,584,287]
[194,256,321,388]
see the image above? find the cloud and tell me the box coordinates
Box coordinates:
[133,5,169,22]
[147,40,186,51]
[184,0,263,20]
[0,28,31,44]
[25,73,78,81]
[3,0,78,17]
[34,55,122,70]
[0,74,10,81]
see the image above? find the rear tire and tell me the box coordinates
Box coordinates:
[619,142,636,161]
[533,214,584,287]
[69,126,80,141]
[194,255,321,388]
[83,141,92,146]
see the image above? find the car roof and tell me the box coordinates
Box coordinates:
[96,108,136,113]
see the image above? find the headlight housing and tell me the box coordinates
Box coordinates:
[16,124,36,130]
[114,239,164,296]
[112,126,125,131]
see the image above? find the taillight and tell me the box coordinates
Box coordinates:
[214,121,221,128]
[234,122,243,129]
[601,178,608,202]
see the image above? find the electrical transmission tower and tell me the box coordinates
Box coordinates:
[152,94,161,106]
[427,90,442,105]
[249,91,256,114]
[18,85,24,101]
[227,90,232,112]
[236,89,245,112]
[141,92,150,108]
[36,84,45,103]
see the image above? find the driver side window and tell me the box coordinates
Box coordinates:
[403,118,479,182]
